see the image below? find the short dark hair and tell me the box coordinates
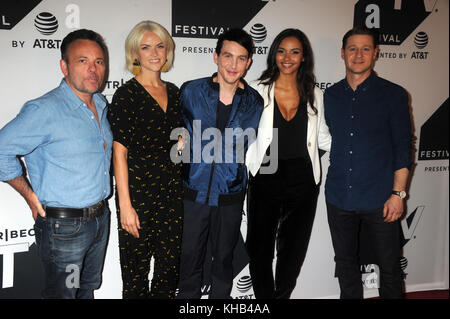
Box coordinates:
[215,28,254,58]
[61,29,107,62]
[342,25,379,49]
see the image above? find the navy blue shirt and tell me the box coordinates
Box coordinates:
[324,72,412,211]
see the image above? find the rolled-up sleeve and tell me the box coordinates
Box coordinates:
[389,87,412,171]
[0,102,50,181]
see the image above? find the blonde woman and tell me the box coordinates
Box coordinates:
[108,21,183,299]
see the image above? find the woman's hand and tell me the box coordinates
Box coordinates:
[120,204,141,238]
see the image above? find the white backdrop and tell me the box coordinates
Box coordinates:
[0,0,448,299]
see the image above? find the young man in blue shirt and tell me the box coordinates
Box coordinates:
[0,29,112,299]
[324,26,412,299]
[176,29,263,299]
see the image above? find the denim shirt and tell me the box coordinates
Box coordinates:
[0,79,113,208]
[324,72,412,211]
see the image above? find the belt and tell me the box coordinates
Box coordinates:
[45,200,106,219]
[184,186,245,206]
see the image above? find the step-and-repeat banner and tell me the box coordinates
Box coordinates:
[0,0,448,299]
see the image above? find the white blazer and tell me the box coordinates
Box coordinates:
[246,81,332,185]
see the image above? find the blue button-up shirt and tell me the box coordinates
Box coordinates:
[0,79,113,208]
[324,72,411,211]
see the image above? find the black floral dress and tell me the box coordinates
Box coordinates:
[108,78,183,299]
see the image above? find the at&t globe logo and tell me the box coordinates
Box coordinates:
[249,23,269,55]
[414,31,429,49]
[236,275,252,293]
[250,23,267,43]
[34,12,59,36]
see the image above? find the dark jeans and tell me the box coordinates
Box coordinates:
[326,202,403,299]
[176,199,243,299]
[34,207,110,299]
[246,157,318,299]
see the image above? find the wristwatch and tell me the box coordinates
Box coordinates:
[392,190,407,199]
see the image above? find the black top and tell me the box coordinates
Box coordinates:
[273,97,309,160]
[216,100,233,132]
[107,77,184,217]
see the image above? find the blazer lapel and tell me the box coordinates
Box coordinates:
[306,103,316,144]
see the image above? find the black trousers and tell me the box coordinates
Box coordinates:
[176,199,243,299]
[326,202,403,299]
[117,206,183,299]
[246,157,318,299]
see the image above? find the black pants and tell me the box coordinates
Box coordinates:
[246,157,318,299]
[326,202,403,299]
[176,199,243,299]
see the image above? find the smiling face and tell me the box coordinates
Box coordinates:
[275,36,304,76]
[213,40,252,87]
[341,34,378,77]
[137,31,167,73]
[60,39,106,98]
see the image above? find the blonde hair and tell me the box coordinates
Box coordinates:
[125,20,175,73]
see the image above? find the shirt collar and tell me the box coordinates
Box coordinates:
[59,78,107,111]
[208,73,246,96]
[344,70,376,92]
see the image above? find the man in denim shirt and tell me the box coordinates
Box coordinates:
[0,29,112,299]
[324,26,412,299]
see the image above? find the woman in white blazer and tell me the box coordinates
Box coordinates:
[245,29,331,299]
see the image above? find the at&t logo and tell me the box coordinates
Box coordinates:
[34,12,58,35]
[249,23,269,55]
[10,4,80,50]
[236,275,252,293]
[250,23,267,43]
[414,31,429,49]
[233,274,254,299]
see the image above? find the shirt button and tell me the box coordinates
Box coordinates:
[308,142,311,147]
[349,185,352,189]
[352,97,356,101]
[350,133,354,136]
[349,151,353,154]
[351,115,354,119]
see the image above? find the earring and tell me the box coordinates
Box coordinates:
[161,59,169,72]
[132,59,141,75]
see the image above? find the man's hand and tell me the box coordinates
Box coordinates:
[26,192,46,220]
[383,195,404,222]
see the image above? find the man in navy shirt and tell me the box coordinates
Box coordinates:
[324,26,412,299]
